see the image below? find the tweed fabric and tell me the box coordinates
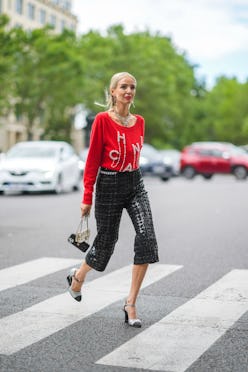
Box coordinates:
[85,168,159,271]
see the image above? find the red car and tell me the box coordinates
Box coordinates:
[180,142,248,180]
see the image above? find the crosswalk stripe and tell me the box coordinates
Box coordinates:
[96,269,248,372]
[0,257,82,292]
[0,263,182,355]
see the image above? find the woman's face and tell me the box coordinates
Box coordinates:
[112,76,136,106]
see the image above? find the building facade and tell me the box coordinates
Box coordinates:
[0,0,77,33]
[0,0,79,152]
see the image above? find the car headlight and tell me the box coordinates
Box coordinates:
[34,170,54,178]
[139,157,148,166]
[43,170,54,179]
[163,157,172,165]
[78,160,85,171]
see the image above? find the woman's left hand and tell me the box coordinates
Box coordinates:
[81,203,91,217]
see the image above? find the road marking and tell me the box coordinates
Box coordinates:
[97,269,248,372]
[0,263,182,355]
[0,257,82,292]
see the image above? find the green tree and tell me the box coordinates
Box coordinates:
[0,15,17,115]
[78,25,198,148]
[202,77,248,144]
[12,27,85,141]
[2,19,247,148]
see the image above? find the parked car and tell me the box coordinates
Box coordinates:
[78,147,89,176]
[158,149,181,177]
[180,141,248,180]
[139,143,172,181]
[0,141,81,194]
[240,144,248,153]
[0,152,5,163]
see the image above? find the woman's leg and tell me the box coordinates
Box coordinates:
[126,179,159,267]
[125,176,159,319]
[71,260,92,291]
[85,174,123,272]
[71,174,123,291]
[125,263,149,319]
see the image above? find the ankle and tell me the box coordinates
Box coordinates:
[126,298,136,306]
[71,272,83,285]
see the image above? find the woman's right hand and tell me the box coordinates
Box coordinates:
[80,203,91,217]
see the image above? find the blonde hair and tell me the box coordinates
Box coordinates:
[106,72,137,110]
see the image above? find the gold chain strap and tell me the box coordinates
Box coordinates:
[75,217,90,243]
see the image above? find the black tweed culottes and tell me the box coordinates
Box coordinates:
[85,168,159,272]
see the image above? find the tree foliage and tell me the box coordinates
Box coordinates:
[11,26,85,140]
[200,77,248,145]
[0,15,17,114]
[0,15,247,148]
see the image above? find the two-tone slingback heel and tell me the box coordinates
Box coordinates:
[66,268,83,302]
[123,303,142,328]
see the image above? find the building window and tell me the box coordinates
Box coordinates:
[15,0,23,14]
[65,1,71,11]
[50,14,56,28]
[61,19,66,31]
[39,9,46,24]
[27,3,35,20]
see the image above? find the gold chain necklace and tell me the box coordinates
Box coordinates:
[113,110,132,127]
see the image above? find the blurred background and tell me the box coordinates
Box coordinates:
[1,4,248,370]
[0,0,248,192]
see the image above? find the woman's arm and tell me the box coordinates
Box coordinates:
[82,114,104,206]
[80,203,91,217]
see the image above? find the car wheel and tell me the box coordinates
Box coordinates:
[73,172,82,191]
[182,166,196,179]
[160,176,170,181]
[73,179,80,191]
[233,166,247,180]
[202,174,213,180]
[54,174,63,194]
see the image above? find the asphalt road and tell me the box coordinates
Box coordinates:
[0,175,248,372]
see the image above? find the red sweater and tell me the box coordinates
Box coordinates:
[83,111,145,204]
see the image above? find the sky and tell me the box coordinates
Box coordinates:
[71,0,248,88]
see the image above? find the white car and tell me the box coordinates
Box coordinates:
[158,149,181,176]
[78,147,89,176]
[0,141,81,194]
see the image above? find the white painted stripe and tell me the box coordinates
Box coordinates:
[0,264,182,355]
[97,269,248,372]
[0,257,81,292]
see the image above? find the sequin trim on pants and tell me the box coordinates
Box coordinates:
[85,168,159,271]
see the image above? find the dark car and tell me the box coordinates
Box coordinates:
[180,141,248,180]
[140,143,172,181]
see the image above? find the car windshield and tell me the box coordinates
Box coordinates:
[229,146,247,156]
[160,150,180,158]
[7,146,58,159]
[141,145,161,160]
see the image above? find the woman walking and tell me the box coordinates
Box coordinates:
[67,72,159,327]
